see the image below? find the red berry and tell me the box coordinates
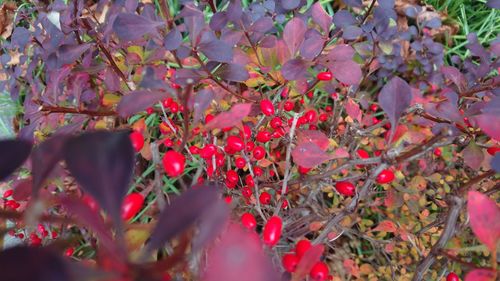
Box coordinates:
[226,170,239,183]
[284,101,294,111]
[241,187,252,198]
[227,136,245,152]
[235,157,246,169]
[370,104,378,111]
[189,145,200,154]
[298,166,311,174]
[163,97,173,107]
[319,113,328,122]
[205,114,215,124]
[82,195,99,212]
[317,71,333,81]
[241,212,257,230]
[305,110,317,123]
[162,150,186,177]
[259,192,271,205]
[295,239,312,259]
[282,254,299,273]
[487,146,500,155]
[254,166,263,177]
[335,181,356,196]
[270,117,283,129]
[372,117,380,124]
[310,261,329,281]
[281,199,288,209]
[170,101,179,113]
[260,99,275,116]
[200,144,217,159]
[245,175,255,187]
[357,149,369,159]
[64,247,74,257]
[121,193,144,221]
[256,131,271,143]
[262,216,282,247]
[246,141,255,151]
[129,131,144,152]
[240,125,252,140]
[146,107,154,115]
[253,146,266,160]
[376,169,395,184]
[224,196,232,204]
[3,189,13,198]
[446,272,460,281]
[433,148,442,157]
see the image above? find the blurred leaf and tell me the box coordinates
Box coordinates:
[486,0,500,9]
[467,191,500,252]
[0,246,72,281]
[205,103,252,130]
[145,185,221,252]
[199,39,233,63]
[282,0,300,10]
[492,154,500,173]
[164,27,182,51]
[113,13,161,41]
[117,90,169,117]
[202,223,279,281]
[192,199,230,252]
[465,269,496,281]
[32,135,68,194]
[462,141,484,170]
[378,76,412,140]
[0,139,32,181]
[311,2,332,33]
[12,178,32,201]
[283,18,306,56]
[292,244,324,281]
[63,131,134,229]
[215,63,249,82]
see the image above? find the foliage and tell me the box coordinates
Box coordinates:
[0,0,499,281]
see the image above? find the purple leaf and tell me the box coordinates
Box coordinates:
[215,63,249,82]
[210,12,228,31]
[378,76,412,134]
[199,39,234,63]
[300,34,324,60]
[329,44,355,61]
[174,68,206,85]
[191,88,215,125]
[113,13,161,41]
[226,0,243,23]
[463,141,484,170]
[0,246,72,281]
[63,131,134,229]
[311,2,332,33]
[491,154,500,173]
[283,18,306,56]
[343,0,363,8]
[441,66,466,91]
[282,58,310,80]
[164,28,183,50]
[57,43,91,65]
[486,0,500,9]
[332,10,356,28]
[117,90,169,117]
[282,0,300,10]
[249,17,274,33]
[146,185,221,252]
[192,199,229,252]
[329,60,362,85]
[180,4,205,45]
[0,139,32,181]
[342,25,362,40]
[292,142,332,168]
[205,103,252,130]
[32,135,68,194]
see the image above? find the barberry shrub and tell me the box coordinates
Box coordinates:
[0,0,499,281]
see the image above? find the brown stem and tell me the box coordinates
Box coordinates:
[361,0,377,24]
[41,105,117,116]
[179,84,193,152]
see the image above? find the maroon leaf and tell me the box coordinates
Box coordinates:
[32,135,68,194]
[199,39,233,63]
[63,131,134,229]
[345,97,362,123]
[0,139,32,181]
[117,90,169,117]
[215,63,249,82]
[202,223,279,281]
[57,43,91,66]
[378,76,412,136]
[462,141,484,170]
[205,103,252,130]
[474,113,500,141]
[465,269,496,281]
[145,185,221,252]
[283,18,306,56]
[329,59,361,85]
[164,27,183,50]
[113,13,161,41]
[467,191,500,252]
[60,196,121,257]
[0,246,72,281]
[297,130,329,150]
[292,142,332,168]
[282,58,310,81]
[311,2,332,33]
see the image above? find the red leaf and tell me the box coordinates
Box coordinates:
[475,113,500,141]
[463,141,484,170]
[465,269,496,281]
[292,244,324,281]
[205,103,252,130]
[467,191,500,252]
[345,98,362,123]
[297,130,329,150]
[372,220,397,233]
[292,142,332,168]
[202,223,279,281]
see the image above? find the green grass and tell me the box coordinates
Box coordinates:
[424,0,500,61]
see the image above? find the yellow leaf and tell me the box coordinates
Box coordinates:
[102,93,121,107]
